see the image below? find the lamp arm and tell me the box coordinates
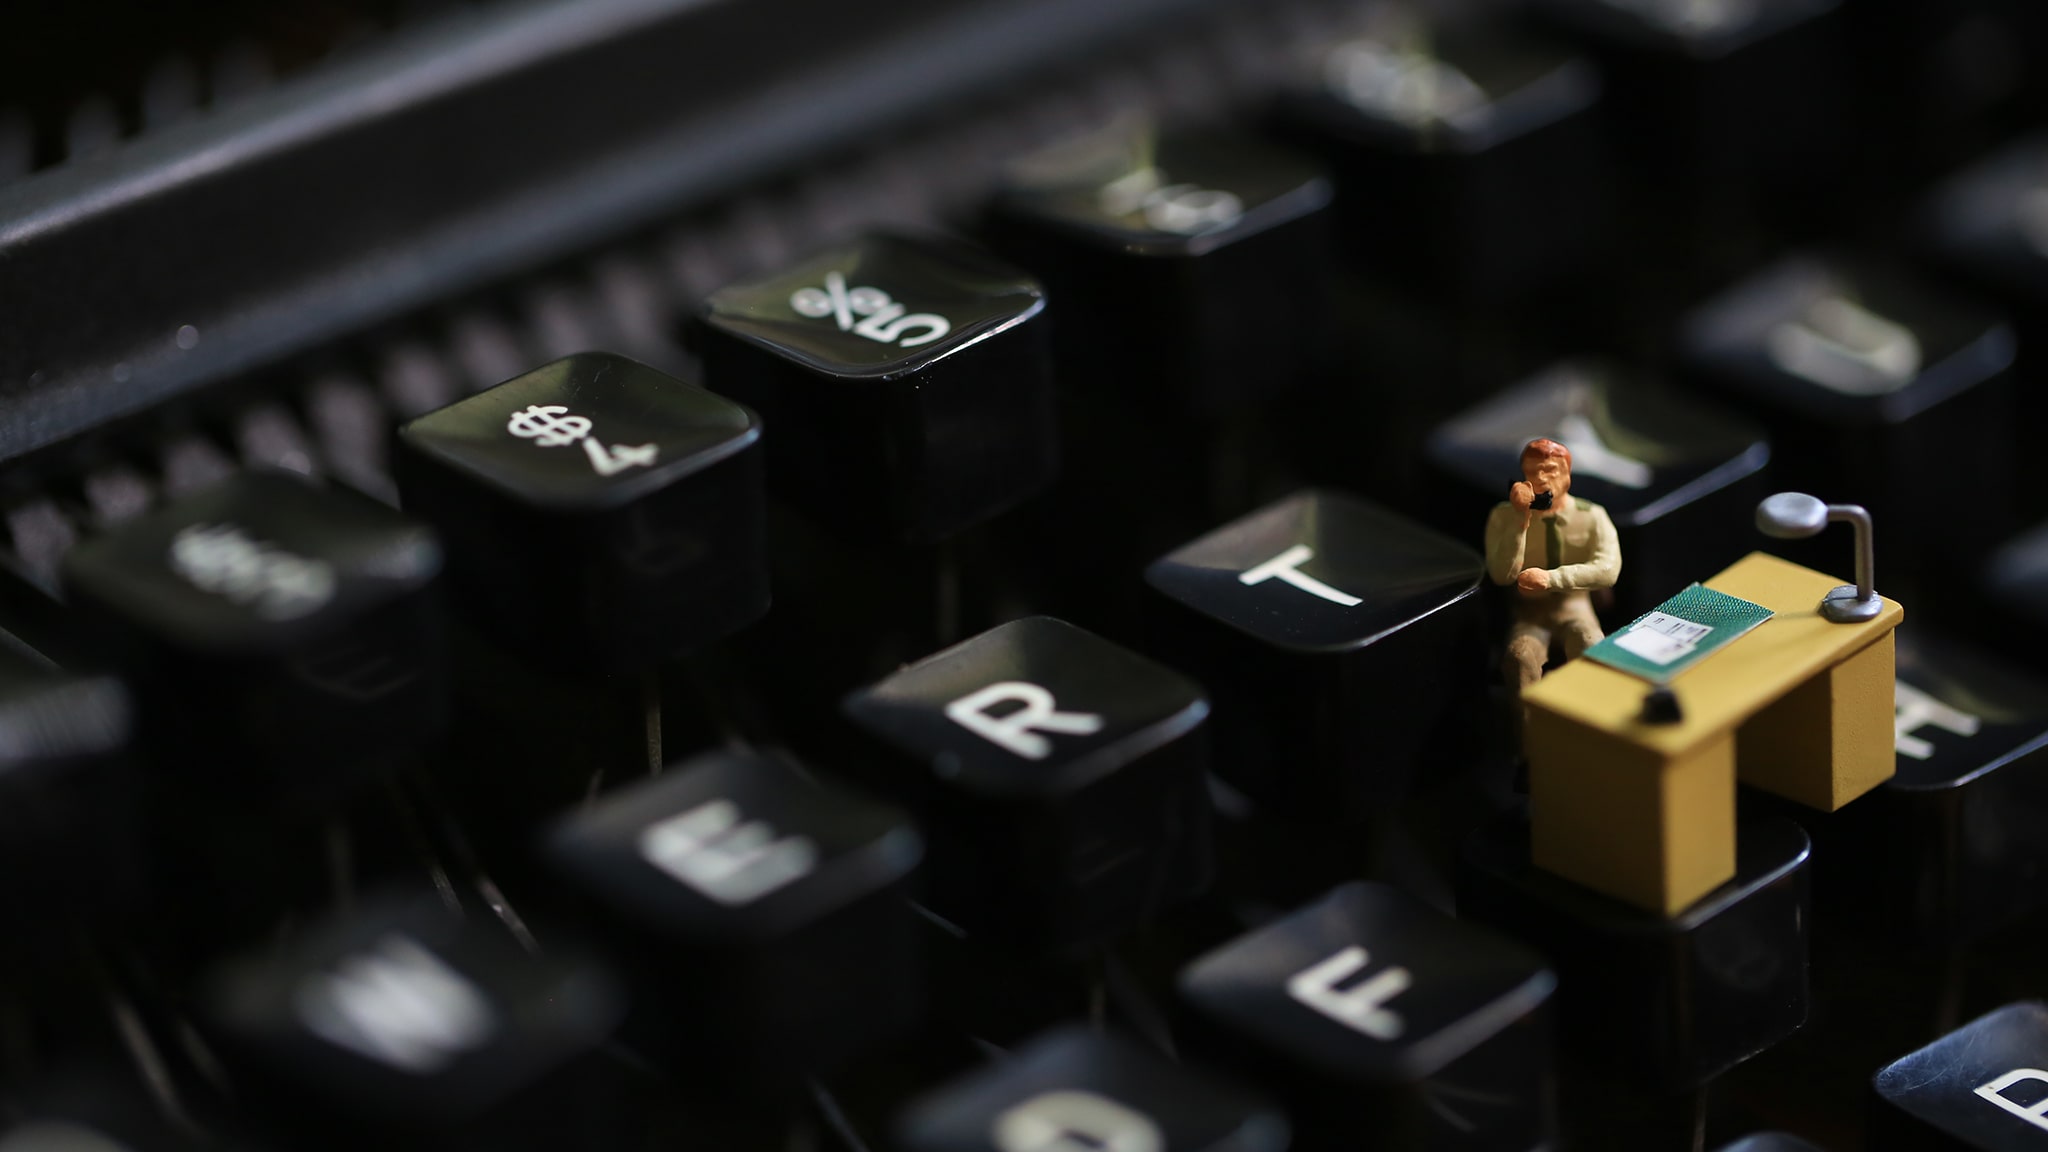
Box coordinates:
[1827,504,1874,603]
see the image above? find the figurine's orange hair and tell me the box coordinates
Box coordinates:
[1522,438,1572,468]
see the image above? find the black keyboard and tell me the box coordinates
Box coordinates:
[4,1,2048,1150]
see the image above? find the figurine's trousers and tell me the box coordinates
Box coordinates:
[1504,592,1604,692]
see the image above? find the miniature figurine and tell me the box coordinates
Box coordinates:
[1485,438,1621,692]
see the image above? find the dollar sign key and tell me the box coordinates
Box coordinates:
[398,353,767,672]
[506,404,593,447]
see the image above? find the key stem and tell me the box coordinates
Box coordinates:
[934,540,961,648]
[644,667,664,775]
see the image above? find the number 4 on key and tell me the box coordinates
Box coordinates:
[582,439,656,476]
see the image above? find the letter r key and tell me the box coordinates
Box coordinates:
[844,617,1213,949]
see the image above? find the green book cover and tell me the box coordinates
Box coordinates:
[1584,583,1775,684]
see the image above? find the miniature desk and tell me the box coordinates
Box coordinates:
[1522,552,1903,915]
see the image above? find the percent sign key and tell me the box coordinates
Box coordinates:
[790,270,951,350]
[696,233,1055,542]
[701,233,1043,374]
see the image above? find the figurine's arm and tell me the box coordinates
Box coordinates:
[1549,504,1621,592]
[1484,504,1529,586]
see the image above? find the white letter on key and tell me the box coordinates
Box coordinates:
[992,1091,1164,1152]
[1239,545,1362,606]
[1286,945,1412,1040]
[295,935,497,1074]
[638,799,818,907]
[1895,681,1980,760]
[945,681,1105,760]
[1974,1068,2048,1132]
[1553,412,1652,490]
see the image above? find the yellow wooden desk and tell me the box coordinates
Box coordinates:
[1522,552,1903,915]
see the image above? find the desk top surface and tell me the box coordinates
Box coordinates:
[1523,552,1904,754]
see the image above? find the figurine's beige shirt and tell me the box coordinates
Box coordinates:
[1484,497,1621,594]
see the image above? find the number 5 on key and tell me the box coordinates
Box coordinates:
[853,303,950,348]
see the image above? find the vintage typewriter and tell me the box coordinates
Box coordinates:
[3,0,2048,1149]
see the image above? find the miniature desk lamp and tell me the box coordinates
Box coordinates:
[1755,492,1881,623]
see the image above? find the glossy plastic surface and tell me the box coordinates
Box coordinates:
[1681,254,2016,600]
[1715,1135,1829,1152]
[399,352,757,511]
[1803,630,2048,943]
[200,893,625,1140]
[844,616,1214,950]
[1179,881,1557,1150]
[63,471,442,658]
[698,233,1055,543]
[61,470,447,798]
[989,126,1333,416]
[396,352,767,672]
[1531,0,1855,277]
[1458,811,1812,1092]
[1922,136,2048,316]
[1145,490,1485,817]
[1147,490,1482,654]
[0,644,138,946]
[898,1025,1289,1152]
[844,615,1209,797]
[1682,256,2015,423]
[702,234,1045,379]
[1534,0,1839,56]
[547,749,922,942]
[1273,12,1610,303]
[545,748,924,1093]
[996,125,1332,257]
[1873,1001,2048,1151]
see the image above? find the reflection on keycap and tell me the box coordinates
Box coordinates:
[1874,1002,2048,1148]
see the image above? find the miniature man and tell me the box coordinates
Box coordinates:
[1486,438,1621,692]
